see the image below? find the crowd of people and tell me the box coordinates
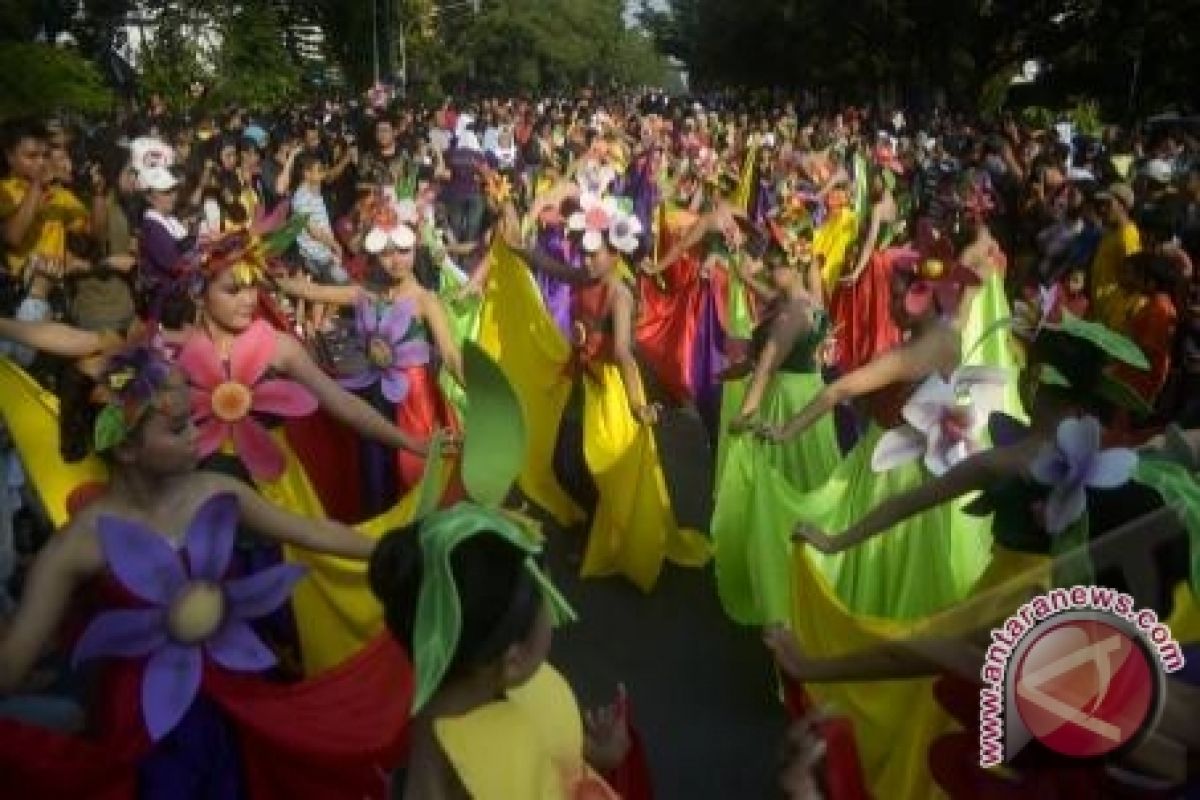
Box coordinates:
[0,87,1198,798]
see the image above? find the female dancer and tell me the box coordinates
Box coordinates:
[368,505,631,799]
[771,318,1199,799]
[498,198,711,591]
[0,344,412,799]
[827,151,906,373]
[710,241,841,624]
[760,220,993,620]
[954,175,1026,421]
[277,197,463,502]
[0,221,437,675]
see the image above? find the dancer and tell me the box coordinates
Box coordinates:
[710,240,841,624]
[277,195,463,502]
[497,197,711,591]
[760,219,994,620]
[0,342,412,799]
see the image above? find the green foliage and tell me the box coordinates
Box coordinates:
[136,4,208,111]
[207,1,301,109]
[643,0,1200,117]
[0,43,114,120]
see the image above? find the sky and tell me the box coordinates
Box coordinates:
[626,0,667,26]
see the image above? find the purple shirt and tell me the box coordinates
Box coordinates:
[442,147,486,202]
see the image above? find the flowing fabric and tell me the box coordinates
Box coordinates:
[711,371,840,624]
[580,361,712,591]
[478,239,585,527]
[789,541,1051,800]
[0,356,107,528]
[960,270,1026,423]
[796,425,994,619]
[394,361,461,494]
[815,208,860,296]
[0,606,412,800]
[829,248,906,373]
[436,264,483,419]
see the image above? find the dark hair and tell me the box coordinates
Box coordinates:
[368,525,541,682]
[1,117,48,157]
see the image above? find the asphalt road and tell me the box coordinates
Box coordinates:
[545,403,789,799]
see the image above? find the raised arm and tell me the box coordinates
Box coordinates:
[649,213,713,274]
[0,522,102,694]
[274,333,424,453]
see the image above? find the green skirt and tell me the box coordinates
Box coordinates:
[711,371,840,625]
[798,424,994,620]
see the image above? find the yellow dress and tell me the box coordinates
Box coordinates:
[478,240,710,591]
[814,207,860,294]
[0,356,430,677]
[435,664,618,799]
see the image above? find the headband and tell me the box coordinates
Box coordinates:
[404,341,579,713]
[409,504,577,713]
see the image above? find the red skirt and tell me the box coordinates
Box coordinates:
[829,250,903,374]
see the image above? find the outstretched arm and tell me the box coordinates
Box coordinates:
[0,318,105,359]
[208,475,376,560]
[274,276,360,307]
[765,338,931,441]
[765,625,987,684]
[734,305,811,427]
[796,441,1035,554]
[275,333,425,454]
[648,213,713,274]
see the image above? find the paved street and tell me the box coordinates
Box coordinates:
[546,404,789,798]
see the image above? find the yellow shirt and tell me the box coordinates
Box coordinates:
[434,664,619,799]
[0,177,90,277]
[1091,221,1141,331]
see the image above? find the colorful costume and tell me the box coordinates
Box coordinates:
[710,308,841,624]
[480,236,709,591]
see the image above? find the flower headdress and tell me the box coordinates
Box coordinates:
[954,172,997,221]
[364,195,418,254]
[892,218,980,318]
[403,342,577,714]
[480,165,513,206]
[91,336,181,453]
[566,194,643,254]
[199,201,308,287]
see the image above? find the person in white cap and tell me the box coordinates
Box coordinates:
[137,166,190,286]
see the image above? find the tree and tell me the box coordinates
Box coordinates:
[208,1,302,109]
[136,3,209,111]
[0,42,114,119]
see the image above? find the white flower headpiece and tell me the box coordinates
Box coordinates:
[566,194,642,255]
[364,197,418,254]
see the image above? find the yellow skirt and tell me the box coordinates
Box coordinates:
[580,363,711,591]
[478,239,585,528]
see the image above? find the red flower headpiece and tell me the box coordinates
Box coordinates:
[893,219,980,318]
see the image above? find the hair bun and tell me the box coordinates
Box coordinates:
[367,525,423,643]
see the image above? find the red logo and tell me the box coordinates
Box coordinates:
[1012,616,1158,758]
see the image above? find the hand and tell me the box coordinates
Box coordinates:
[454,282,483,303]
[438,430,463,456]
[633,402,661,425]
[728,412,758,434]
[792,523,839,554]
[763,625,812,683]
[779,709,831,800]
[583,685,631,774]
[755,423,791,444]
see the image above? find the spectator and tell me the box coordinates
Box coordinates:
[1089,181,1141,330]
